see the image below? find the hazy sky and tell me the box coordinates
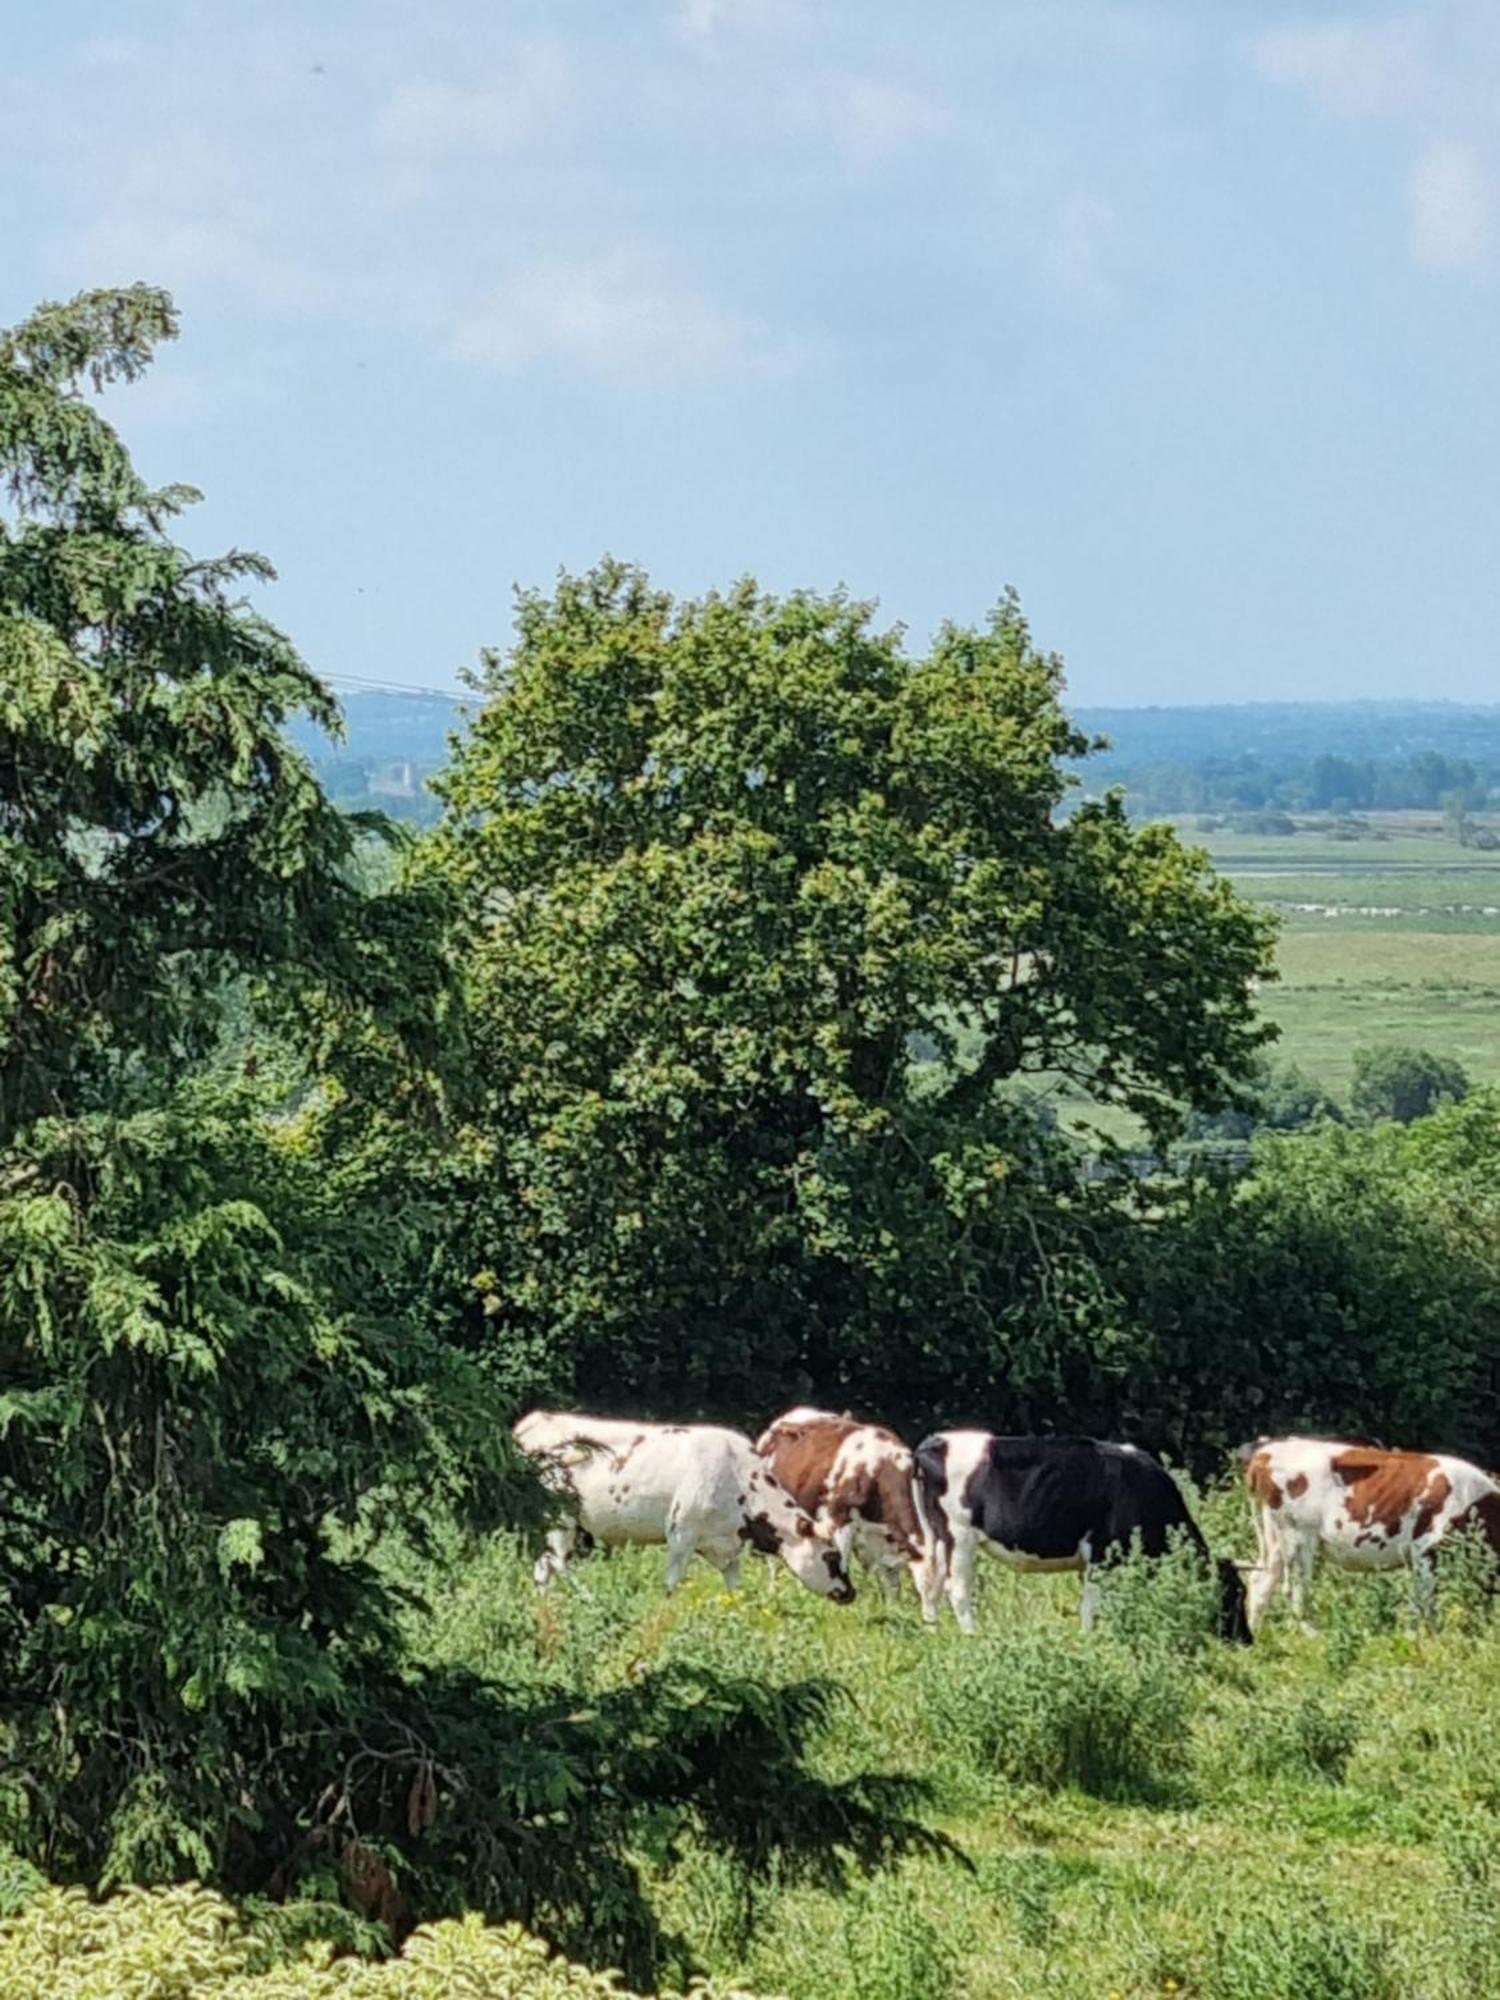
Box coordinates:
[4,1,1498,704]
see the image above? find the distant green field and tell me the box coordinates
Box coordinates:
[952,817,1500,1140]
[1190,818,1500,1098]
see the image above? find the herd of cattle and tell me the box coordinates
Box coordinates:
[511,1408,1500,1640]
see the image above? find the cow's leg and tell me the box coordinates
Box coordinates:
[1410,1548,1438,1626]
[1286,1534,1317,1631]
[533,1519,578,1590]
[946,1530,980,1636]
[1245,1506,1283,1630]
[663,1522,698,1594]
[876,1560,903,1601]
[917,1543,947,1627]
[716,1550,744,1594]
[910,1552,939,1620]
[1079,1556,1102,1634]
[1246,1556,1280,1630]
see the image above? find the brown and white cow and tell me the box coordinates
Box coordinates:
[513,1411,855,1602]
[753,1406,933,1601]
[1241,1434,1500,1628]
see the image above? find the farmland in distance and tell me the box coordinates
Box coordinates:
[1181,815,1500,1100]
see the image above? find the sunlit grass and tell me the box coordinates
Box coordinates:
[390,1504,1500,1999]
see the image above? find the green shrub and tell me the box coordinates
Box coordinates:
[1204,1894,1395,2000]
[835,1875,959,2000]
[0,1884,781,1998]
[1093,1528,1225,1657]
[1213,1688,1362,1788]
[1436,1520,1500,1631]
[919,1625,1195,1802]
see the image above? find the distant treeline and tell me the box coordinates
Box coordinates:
[1083,748,1494,818]
[1074,700,1500,816]
[292,694,1500,826]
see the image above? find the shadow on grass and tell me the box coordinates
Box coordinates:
[268,1661,959,1991]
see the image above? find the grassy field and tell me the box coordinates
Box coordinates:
[406,1505,1500,2000]
[1173,818,1500,1103]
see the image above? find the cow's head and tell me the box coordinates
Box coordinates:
[775,1511,856,1603]
[1215,1557,1253,1645]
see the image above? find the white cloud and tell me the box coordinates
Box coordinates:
[77,35,148,72]
[1251,8,1500,276]
[377,43,573,159]
[1250,19,1426,120]
[1407,137,1494,270]
[89,348,295,431]
[449,251,824,385]
[670,0,806,51]
[67,213,329,317]
[814,74,951,169]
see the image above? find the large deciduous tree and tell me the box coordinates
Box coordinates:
[428,562,1276,1423]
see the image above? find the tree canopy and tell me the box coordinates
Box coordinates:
[1350,1044,1470,1126]
[426,562,1276,1420]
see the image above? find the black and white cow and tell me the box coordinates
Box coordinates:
[513,1411,856,1601]
[913,1431,1250,1641]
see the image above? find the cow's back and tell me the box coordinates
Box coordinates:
[566,1423,749,1544]
[1247,1435,1500,1564]
[918,1432,1202,1564]
[756,1412,855,1516]
[514,1410,649,1459]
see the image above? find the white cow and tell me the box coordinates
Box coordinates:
[513,1411,856,1601]
[1242,1435,1500,1628]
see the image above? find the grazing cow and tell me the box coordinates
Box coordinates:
[1240,1434,1500,1628]
[914,1431,1250,1642]
[754,1407,933,1600]
[512,1411,855,1602]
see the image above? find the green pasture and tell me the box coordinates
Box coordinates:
[1258,931,1500,1097]
[396,1510,1500,2000]
[1164,819,1500,1101]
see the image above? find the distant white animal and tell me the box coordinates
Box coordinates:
[1242,1434,1500,1627]
[512,1411,856,1601]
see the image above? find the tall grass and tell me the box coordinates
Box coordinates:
[389,1499,1500,1999]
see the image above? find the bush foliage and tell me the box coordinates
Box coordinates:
[0,1885,777,1997]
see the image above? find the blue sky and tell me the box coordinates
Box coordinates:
[4,0,1498,704]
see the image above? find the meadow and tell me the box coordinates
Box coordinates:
[385,1501,1500,2000]
[1175,818,1500,1101]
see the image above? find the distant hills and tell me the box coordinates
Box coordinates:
[1076,701,1500,771]
[290,691,1500,825]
